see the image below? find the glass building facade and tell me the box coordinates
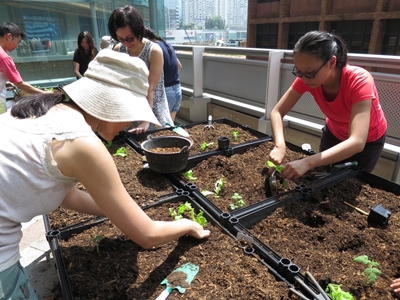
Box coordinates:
[1,0,165,85]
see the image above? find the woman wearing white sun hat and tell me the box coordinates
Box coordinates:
[0,49,210,299]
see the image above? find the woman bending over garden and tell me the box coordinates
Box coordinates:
[269,31,387,179]
[0,49,210,299]
[108,5,173,134]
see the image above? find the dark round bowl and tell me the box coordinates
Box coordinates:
[141,136,193,173]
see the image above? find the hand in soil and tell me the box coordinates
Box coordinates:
[391,278,400,293]
[178,218,210,239]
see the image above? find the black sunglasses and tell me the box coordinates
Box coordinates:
[117,35,136,43]
[291,59,329,79]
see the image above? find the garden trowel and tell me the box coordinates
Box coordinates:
[155,262,199,300]
[165,122,190,137]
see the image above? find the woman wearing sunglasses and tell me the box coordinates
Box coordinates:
[269,30,387,179]
[108,6,173,134]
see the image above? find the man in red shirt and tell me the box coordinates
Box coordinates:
[0,22,46,114]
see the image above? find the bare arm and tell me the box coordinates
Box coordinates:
[147,44,164,108]
[53,137,209,249]
[281,100,371,179]
[269,87,302,164]
[73,62,82,79]
[14,81,46,95]
[177,58,182,71]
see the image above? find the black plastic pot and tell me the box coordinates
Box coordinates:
[141,136,193,173]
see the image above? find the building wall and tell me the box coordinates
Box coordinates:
[248,0,400,55]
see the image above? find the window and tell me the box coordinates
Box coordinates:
[331,20,372,54]
[256,24,278,49]
[288,22,319,50]
[381,19,400,55]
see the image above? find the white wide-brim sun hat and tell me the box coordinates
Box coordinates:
[63,49,160,126]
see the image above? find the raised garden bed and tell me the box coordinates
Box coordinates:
[45,118,400,300]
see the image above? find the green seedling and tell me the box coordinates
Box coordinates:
[103,140,112,148]
[232,130,239,141]
[183,170,197,181]
[201,177,226,198]
[229,192,246,210]
[169,201,207,226]
[266,160,288,188]
[89,235,103,254]
[113,146,128,157]
[325,283,354,300]
[44,87,54,92]
[213,178,226,198]
[353,255,381,284]
[200,141,214,151]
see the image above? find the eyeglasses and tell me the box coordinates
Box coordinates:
[291,59,329,79]
[13,37,22,45]
[117,35,136,43]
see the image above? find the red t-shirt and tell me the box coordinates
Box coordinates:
[0,46,23,83]
[292,65,387,142]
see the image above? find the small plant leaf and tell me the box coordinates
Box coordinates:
[353,255,369,265]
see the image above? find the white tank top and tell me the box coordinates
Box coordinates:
[0,104,96,271]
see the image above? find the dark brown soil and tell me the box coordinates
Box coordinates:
[48,122,400,300]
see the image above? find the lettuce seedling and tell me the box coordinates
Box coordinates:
[201,178,226,198]
[183,170,197,181]
[113,146,128,157]
[232,130,239,141]
[229,192,246,210]
[354,255,381,284]
[200,141,214,151]
[169,201,207,226]
[214,178,226,198]
[325,283,354,300]
[266,160,288,188]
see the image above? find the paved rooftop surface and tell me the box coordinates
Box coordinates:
[21,216,58,299]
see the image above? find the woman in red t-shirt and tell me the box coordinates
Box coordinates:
[269,30,387,177]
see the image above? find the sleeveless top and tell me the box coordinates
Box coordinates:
[120,39,172,130]
[0,105,96,271]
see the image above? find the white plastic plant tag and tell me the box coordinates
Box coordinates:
[236,232,253,247]
[301,143,311,151]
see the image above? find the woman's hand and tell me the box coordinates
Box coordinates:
[179,219,210,239]
[391,278,400,293]
[281,158,311,180]
[129,121,150,135]
[269,146,286,165]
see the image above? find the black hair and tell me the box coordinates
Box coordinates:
[108,6,144,43]
[144,26,172,54]
[77,31,98,61]
[0,22,25,39]
[293,31,348,69]
[11,93,72,119]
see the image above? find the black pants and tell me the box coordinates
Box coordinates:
[319,126,386,172]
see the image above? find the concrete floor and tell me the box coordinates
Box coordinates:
[20,216,59,300]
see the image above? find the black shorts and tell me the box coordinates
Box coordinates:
[319,126,386,172]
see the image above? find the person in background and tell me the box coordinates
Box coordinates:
[144,26,182,121]
[0,22,47,114]
[0,49,210,299]
[108,5,173,133]
[73,31,98,79]
[269,31,387,179]
[100,35,116,50]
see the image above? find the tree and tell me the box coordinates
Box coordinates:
[183,23,196,30]
[205,16,226,30]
